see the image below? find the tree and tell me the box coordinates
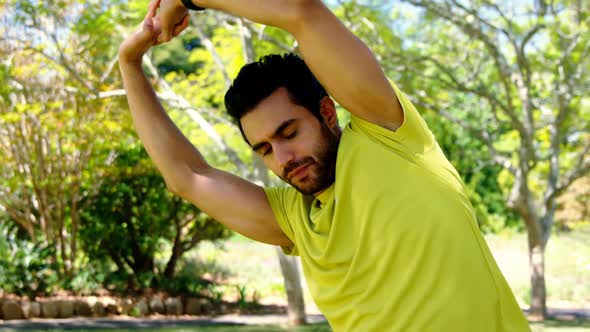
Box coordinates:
[0,0,129,277]
[385,0,589,319]
[79,146,231,289]
[2,0,309,317]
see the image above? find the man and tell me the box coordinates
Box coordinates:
[119,0,531,330]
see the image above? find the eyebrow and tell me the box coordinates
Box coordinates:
[252,118,297,152]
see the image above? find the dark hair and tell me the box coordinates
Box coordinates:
[224,53,328,144]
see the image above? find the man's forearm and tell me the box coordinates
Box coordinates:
[119,60,209,192]
[193,0,303,32]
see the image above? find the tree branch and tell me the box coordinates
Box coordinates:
[552,142,590,200]
[142,55,250,176]
[413,97,515,174]
[404,0,538,167]
[192,19,232,88]
[243,22,296,54]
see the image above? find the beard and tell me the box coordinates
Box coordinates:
[281,123,340,195]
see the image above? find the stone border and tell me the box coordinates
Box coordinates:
[0,296,211,321]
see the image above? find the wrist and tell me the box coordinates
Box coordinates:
[118,53,143,69]
[118,37,149,67]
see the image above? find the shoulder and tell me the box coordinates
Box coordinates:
[343,82,437,155]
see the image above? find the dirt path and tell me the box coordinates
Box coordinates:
[0,314,327,330]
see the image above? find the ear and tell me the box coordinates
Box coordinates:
[319,97,339,128]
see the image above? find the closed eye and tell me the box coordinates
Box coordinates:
[255,143,272,157]
[251,119,298,156]
[284,131,297,139]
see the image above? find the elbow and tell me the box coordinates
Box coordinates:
[161,168,192,197]
[164,180,182,196]
[165,179,195,203]
[163,177,186,198]
[163,164,210,198]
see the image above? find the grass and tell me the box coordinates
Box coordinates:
[530,319,590,331]
[181,235,297,308]
[485,225,590,309]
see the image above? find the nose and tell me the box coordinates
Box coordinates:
[275,144,295,170]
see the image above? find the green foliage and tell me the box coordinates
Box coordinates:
[0,223,59,297]
[234,284,261,310]
[2,0,585,306]
[423,113,521,232]
[157,274,212,296]
[79,145,230,291]
[383,0,590,238]
[236,285,248,309]
[1,0,137,280]
[152,31,204,74]
[65,265,105,295]
[0,63,11,99]
[128,306,142,317]
[328,1,522,232]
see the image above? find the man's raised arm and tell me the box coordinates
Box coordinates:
[159,0,404,131]
[118,0,292,247]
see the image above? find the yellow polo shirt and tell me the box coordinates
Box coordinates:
[264,83,530,331]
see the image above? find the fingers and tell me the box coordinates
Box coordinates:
[158,14,188,43]
[148,0,190,44]
[143,0,162,33]
[173,14,191,37]
[146,0,161,20]
[158,32,172,43]
[143,15,162,36]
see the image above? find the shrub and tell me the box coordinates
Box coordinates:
[0,223,59,297]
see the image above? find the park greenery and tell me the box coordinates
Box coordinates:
[0,0,588,324]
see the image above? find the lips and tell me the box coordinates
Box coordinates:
[288,162,311,181]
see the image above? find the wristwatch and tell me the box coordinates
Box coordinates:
[180,0,205,11]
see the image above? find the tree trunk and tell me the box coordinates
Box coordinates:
[70,193,79,275]
[511,172,549,321]
[528,233,547,320]
[164,219,184,278]
[164,247,181,279]
[276,247,306,326]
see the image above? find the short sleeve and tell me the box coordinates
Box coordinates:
[264,186,300,256]
[349,81,437,156]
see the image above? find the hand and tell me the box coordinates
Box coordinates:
[119,0,190,64]
[155,0,190,43]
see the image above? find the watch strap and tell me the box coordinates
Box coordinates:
[180,0,205,11]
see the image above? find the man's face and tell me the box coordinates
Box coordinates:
[241,88,340,195]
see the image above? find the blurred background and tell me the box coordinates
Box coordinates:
[0,0,588,331]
